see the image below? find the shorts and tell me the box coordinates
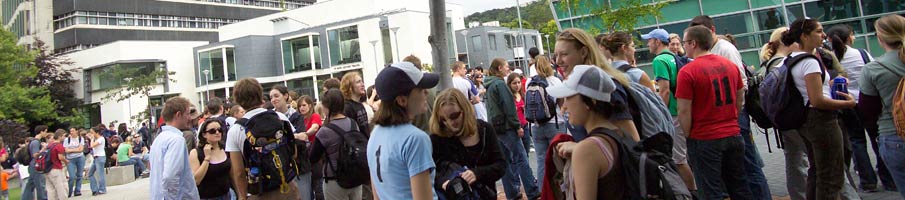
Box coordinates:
[672,118,688,165]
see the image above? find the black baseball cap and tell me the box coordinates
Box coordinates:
[375,62,440,102]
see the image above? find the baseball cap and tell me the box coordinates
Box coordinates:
[545,65,616,102]
[376,62,440,102]
[641,28,670,43]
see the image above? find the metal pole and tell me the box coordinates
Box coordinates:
[391,27,401,62]
[515,0,528,74]
[428,0,452,90]
[370,40,380,73]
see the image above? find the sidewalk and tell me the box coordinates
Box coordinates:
[71,177,150,200]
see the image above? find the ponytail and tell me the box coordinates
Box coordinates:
[874,15,905,63]
[827,24,853,59]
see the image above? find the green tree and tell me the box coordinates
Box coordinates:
[0,28,57,142]
[569,0,668,35]
[101,63,175,125]
[22,39,86,127]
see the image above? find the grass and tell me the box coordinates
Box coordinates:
[8,187,20,200]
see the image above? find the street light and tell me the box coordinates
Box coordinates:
[124,77,133,125]
[370,40,380,73]
[514,0,528,74]
[461,30,471,68]
[202,69,210,101]
[390,27,401,62]
[544,34,550,54]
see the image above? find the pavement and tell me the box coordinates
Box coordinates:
[70,130,902,200]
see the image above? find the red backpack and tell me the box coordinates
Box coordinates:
[34,143,59,173]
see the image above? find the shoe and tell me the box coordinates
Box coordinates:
[97,192,106,195]
[530,148,535,153]
[74,193,82,196]
[92,192,96,196]
[862,184,880,193]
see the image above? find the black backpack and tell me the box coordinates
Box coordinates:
[657,52,691,95]
[237,110,301,195]
[323,122,370,188]
[746,57,785,129]
[590,129,691,199]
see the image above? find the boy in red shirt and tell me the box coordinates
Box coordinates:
[44,130,69,200]
[675,25,753,199]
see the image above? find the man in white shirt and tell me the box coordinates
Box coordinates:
[452,61,480,105]
[149,97,200,200]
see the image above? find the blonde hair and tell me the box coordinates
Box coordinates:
[760,27,789,62]
[875,14,905,62]
[535,55,554,78]
[340,72,362,101]
[669,33,685,55]
[557,28,630,86]
[429,89,477,138]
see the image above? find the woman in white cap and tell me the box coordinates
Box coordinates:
[546,65,627,199]
[368,62,440,200]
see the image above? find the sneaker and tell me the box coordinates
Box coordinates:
[530,148,535,153]
[74,193,82,196]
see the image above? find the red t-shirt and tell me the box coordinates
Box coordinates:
[675,54,743,140]
[305,113,323,142]
[49,143,65,169]
[515,96,527,126]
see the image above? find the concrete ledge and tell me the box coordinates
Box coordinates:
[104,165,135,186]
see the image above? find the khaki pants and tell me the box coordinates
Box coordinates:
[323,180,361,200]
[45,169,68,200]
[248,184,299,200]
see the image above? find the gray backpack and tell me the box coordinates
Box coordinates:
[624,82,676,139]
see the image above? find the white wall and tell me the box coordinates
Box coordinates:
[64,41,208,126]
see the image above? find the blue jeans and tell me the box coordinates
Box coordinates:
[878,134,905,197]
[23,165,46,200]
[687,135,753,200]
[118,157,145,178]
[88,156,107,193]
[499,130,539,199]
[738,110,771,199]
[849,109,897,190]
[521,124,533,156]
[531,122,565,185]
[66,156,85,196]
[295,172,312,200]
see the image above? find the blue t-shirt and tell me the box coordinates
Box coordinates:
[367,124,438,200]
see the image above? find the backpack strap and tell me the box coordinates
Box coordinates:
[876,61,903,78]
[617,64,633,73]
[322,122,347,176]
[859,49,873,64]
[586,136,615,177]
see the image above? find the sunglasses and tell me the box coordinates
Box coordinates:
[445,111,462,121]
[204,128,222,135]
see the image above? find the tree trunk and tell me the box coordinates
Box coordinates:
[428,0,451,91]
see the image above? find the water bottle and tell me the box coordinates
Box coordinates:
[832,77,848,100]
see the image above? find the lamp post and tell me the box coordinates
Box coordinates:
[202,69,210,101]
[514,0,528,74]
[124,77,133,124]
[370,40,380,73]
[461,29,471,68]
[544,34,550,54]
[390,27,401,62]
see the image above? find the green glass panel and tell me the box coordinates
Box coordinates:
[852,36,867,50]
[741,51,760,70]
[754,7,786,31]
[659,0,701,24]
[751,0,782,9]
[226,48,236,81]
[786,4,805,23]
[702,0,748,16]
[328,29,341,66]
[282,40,294,73]
[823,20,864,35]
[209,49,224,83]
[867,35,884,58]
[711,13,755,35]
[803,1,860,22]
[552,1,571,20]
[862,0,905,16]
[313,36,323,69]
[199,51,211,85]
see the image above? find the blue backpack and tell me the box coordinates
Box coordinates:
[759,54,825,131]
[524,76,558,126]
[658,52,691,94]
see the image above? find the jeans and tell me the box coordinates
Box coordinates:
[118,157,146,178]
[66,156,85,196]
[738,110,772,200]
[531,122,565,186]
[295,172,312,200]
[88,156,107,193]
[799,109,846,200]
[878,134,905,197]
[499,130,539,199]
[782,130,808,200]
[687,135,753,200]
[521,124,533,155]
[23,165,46,200]
[849,109,897,190]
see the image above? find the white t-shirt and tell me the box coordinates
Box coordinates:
[711,39,748,89]
[225,117,237,126]
[63,136,85,159]
[839,46,873,101]
[787,52,831,105]
[225,108,294,153]
[16,164,28,180]
[452,76,474,99]
[92,136,106,157]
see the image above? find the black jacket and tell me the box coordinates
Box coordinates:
[430,120,505,197]
[343,100,371,137]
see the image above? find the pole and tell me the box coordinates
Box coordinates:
[391,27,401,62]
[462,30,471,68]
[429,0,452,90]
[124,77,133,124]
[370,40,380,73]
[515,0,528,74]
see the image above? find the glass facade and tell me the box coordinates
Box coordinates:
[87,62,164,91]
[192,0,313,9]
[551,0,905,71]
[198,47,237,85]
[53,11,241,30]
[327,25,361,66]
[282,35,323,73]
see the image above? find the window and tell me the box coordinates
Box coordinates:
[755,8,785,31]
[804,1,860,22]
[862,0,905,16]
[288,77,316,99]
[88,62,161,91]
[658,0,701,23]
[488,34,497,50]
[226,48,237,81]
[786,4,805,23]
[701,0,748,16]
[711,13,754,35]
[382,29,394,64]
[471,35,483,51]
[198,48,228,85]
[328,25,361,66]
[284,36,313,73]
[315,74,333,98]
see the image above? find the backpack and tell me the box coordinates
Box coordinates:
[216,115,231,131]
[874,62,905,139]
[858,49,873,64]
[623,81,676,139]
[616,63,634,73]
[323,122,370,188]
[237,110,301,195]
[658,52,691,95]
[759,54,825,131]
[524,76,558,125]
[34,143,60,174]
[589,129,691,199]
[746,57,785,129]
[14,139,33,166]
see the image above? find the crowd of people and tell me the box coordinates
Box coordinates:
[8,13,905,200]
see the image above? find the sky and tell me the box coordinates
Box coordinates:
[449,0,541,16]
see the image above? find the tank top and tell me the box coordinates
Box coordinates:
[196,147,231,199]
[586,131,626,199]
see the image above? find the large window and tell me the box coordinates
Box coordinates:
[328,25,361,66]
[488,34,497,50]
[711,13,755,35]
[471,35,483,51]
[701,0,748,16]
[282,35,322,73]
[53,11,240,30]
[862,0,905,16]
[287,77,316,99]
[382,29,394,64]
[198,47,236,85]
[88,62,163,91]
[804,1,860,22]
[755,8,786,31]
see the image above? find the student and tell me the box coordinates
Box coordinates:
[42,130,68,200]
[0,168,16,200]
[485,58,539,200]
[368,62,439,200]
[429,89,505,199]
[598,31,656,91]
[308,89,363,199]
[471,66,489,121]
[23,125,48,200]
[783,18,857,199]
[527,55,566,185]
[271,85,313,200]
[507,73,532,155]
[860,14,905,198]
[190,119,232,200]
[87,127,106,196]
[63,128,85,197]
[676,25,752,200]
[149,97,201,200]
[226,105,245,126]
[547,65,627,199]
[341,72,372,137]
[114,136,146,179]
[669,33,686,57]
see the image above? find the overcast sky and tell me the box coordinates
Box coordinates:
[449,0,541,16]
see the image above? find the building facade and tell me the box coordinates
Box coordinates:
[549,0,905,71]
[455,26,545,70]
[193,0,465,103]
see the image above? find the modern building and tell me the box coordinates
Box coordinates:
[192,0,465,103]
[549,0,905,71]
[455,25,545,70]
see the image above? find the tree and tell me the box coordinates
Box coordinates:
[0,29,57,143]
[21,39,86,128]
[466,0,554,31]
[100,62,175,125]
[569,0,668,35]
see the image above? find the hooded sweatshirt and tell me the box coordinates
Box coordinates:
[483,75,520,132]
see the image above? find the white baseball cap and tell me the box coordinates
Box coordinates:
[545,65,616,102]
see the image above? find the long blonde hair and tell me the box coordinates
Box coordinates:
[760,27,789,62]
[557,28,630,86]
[429,89,478,138]
[876,14,905,62]
[535,55,554,78]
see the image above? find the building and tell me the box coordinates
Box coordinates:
[455,25,545,70]
[192,0,465,103]
[549,0,905,71]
